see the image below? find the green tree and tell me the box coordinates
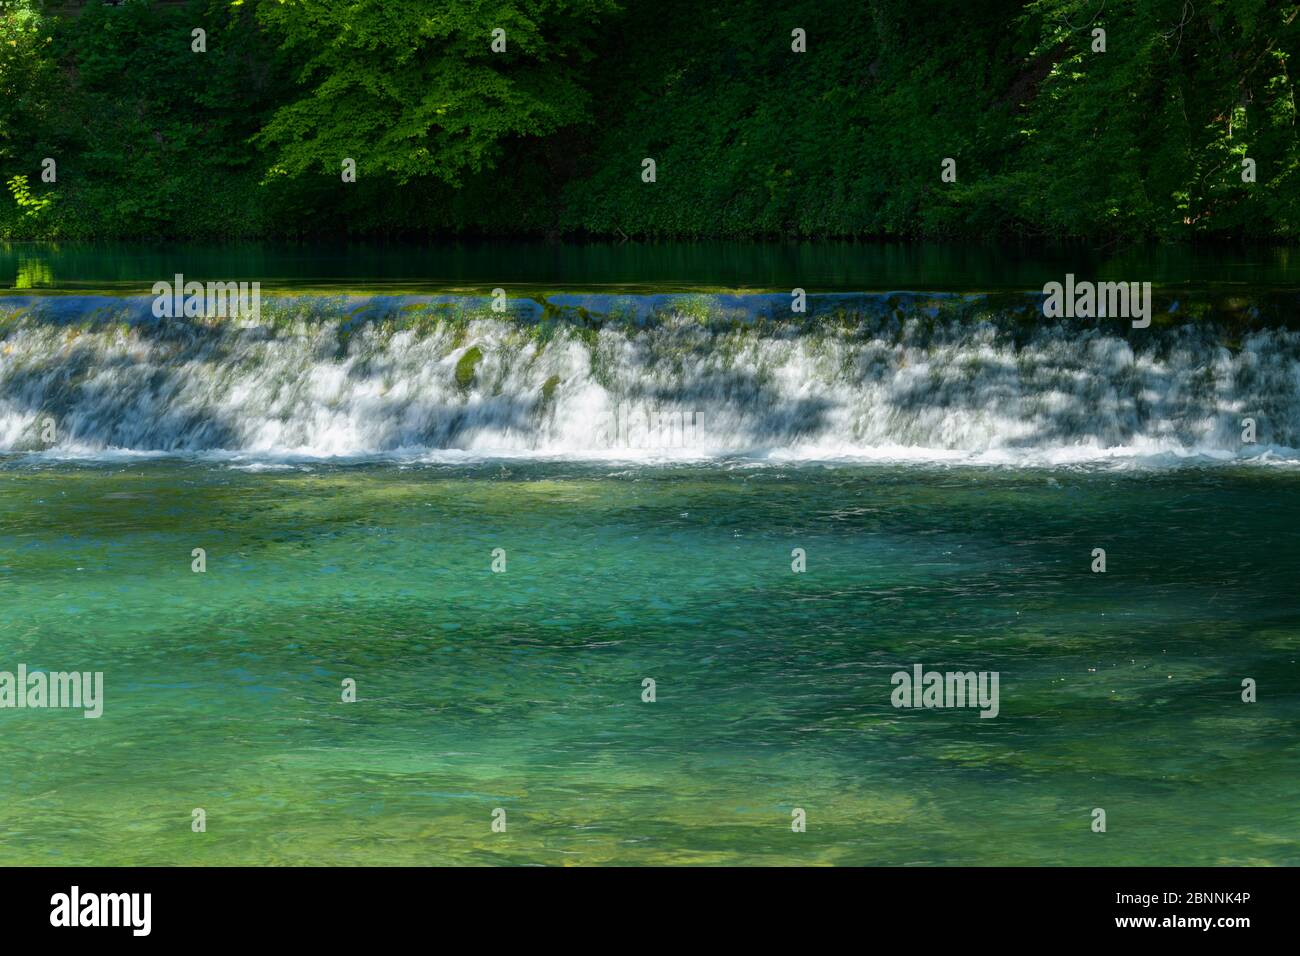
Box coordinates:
[255,0,618,186]
[0,0,56,165]
[957,0,1300,238]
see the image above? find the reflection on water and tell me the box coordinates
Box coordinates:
[14,258,54,290]
[3,240,1299,292]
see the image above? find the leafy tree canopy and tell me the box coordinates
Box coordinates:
[0,0,1296,241]
[254,0,618,185]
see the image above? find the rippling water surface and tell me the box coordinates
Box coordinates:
[1,459,1296,865]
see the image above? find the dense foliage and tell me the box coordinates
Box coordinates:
[0,0,1297,240]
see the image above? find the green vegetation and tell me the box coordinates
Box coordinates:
[455,343,483,388]
[255,0,615,187]
[1,0,1297,240]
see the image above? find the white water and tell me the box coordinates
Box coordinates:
[2,295,1298,466]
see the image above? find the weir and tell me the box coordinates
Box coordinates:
[1,291,1298,462]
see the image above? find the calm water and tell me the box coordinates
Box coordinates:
[1,459,1296,865]
[5,240,1300,292]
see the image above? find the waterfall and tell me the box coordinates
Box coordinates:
[2,292,1298,464]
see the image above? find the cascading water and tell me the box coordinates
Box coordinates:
[1,292,1298,463]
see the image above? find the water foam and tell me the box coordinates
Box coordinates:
[2,294,1297,467]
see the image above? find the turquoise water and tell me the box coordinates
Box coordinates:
[1,459,1297,865]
